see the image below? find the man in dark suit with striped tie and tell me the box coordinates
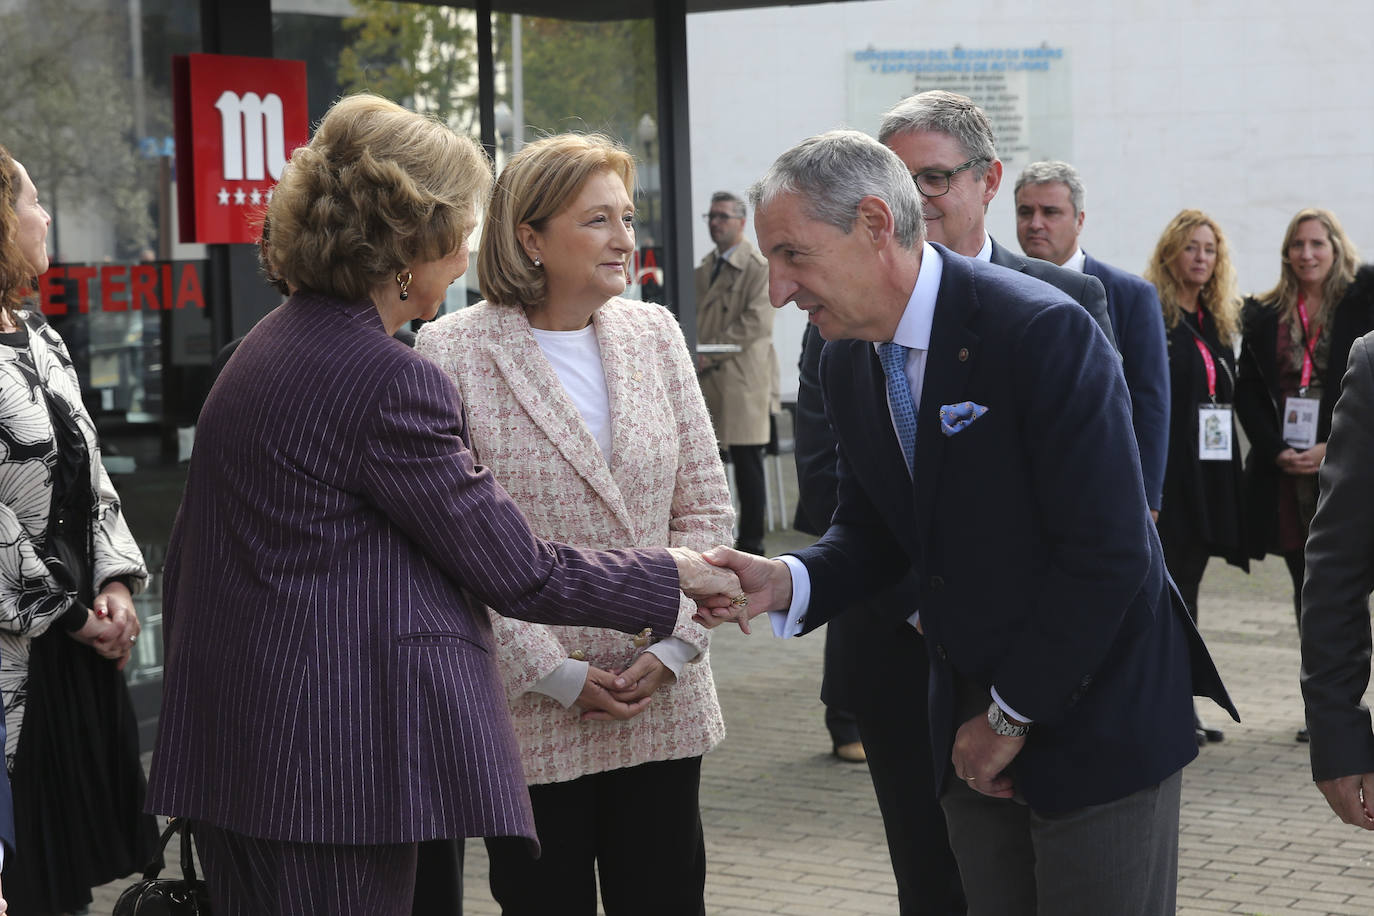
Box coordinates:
[703,128,1235,914]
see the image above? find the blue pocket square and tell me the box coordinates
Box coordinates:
[939,401,989,436]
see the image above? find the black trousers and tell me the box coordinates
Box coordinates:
[728,444,767,553]
[1158,525,1210,624]
[485,756,706,916]
[1286,547,1306,630]
[852,626,966,916]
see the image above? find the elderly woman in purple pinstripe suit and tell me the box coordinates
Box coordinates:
[144,94,740,916]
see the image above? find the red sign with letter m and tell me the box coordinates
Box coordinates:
[173,54,308,244]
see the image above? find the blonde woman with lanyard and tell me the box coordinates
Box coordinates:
[1145,209,1248,747]
[1234,208,1374,741]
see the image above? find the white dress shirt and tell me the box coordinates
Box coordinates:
[1062,248,1086,273]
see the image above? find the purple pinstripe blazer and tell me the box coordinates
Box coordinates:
[145,294,680,847]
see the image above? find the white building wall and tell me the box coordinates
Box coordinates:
[687,0,1374,399]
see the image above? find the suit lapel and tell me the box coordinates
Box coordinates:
[912,248,982,552]
[485,306,635,535]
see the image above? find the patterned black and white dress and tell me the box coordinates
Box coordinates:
[0,309,154,913]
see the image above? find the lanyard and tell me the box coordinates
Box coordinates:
[1296,297,1321,391]
[1193,338,1217,401]
[1184,309,1231,402]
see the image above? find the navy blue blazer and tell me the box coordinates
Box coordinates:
[989,238,1116,351]
[792,246,1235,812]
[1084,253,1171,512]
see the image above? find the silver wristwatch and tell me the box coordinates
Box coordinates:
[987,702,1031,738]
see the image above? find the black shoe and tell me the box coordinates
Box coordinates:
[1296,726,1310,743]
[1194,710,1224,744]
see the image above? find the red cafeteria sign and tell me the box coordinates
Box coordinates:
[173,53,308,244]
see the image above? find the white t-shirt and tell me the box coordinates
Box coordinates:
[530,325,613,462]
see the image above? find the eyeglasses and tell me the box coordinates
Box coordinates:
[912,157,987,198]
[703,211,740,223]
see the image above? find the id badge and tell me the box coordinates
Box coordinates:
[1198,404,1233,461]
[1282,395,1320,450]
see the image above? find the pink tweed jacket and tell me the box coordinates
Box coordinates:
[416,298,731,784]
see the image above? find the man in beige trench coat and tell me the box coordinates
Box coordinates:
[695,190,779,555]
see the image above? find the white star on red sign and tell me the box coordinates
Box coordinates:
[234,189,246,205]
[250,188,262,205]
[217,188,229,205]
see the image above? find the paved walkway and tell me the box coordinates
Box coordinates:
[95,540,1374,914]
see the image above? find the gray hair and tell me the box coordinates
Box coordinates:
[878,90,996,180]
[710,190,746,219]
[748,129,924,249]
[1014,161,1085,215]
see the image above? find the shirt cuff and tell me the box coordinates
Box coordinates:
[530,658,590,709]
[769,555,811,638]
[646,636,698,677]
[991,687,1033,725]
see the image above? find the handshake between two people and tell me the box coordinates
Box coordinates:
[668,546,793,635]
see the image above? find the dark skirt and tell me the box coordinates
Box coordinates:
[4,625,159,914]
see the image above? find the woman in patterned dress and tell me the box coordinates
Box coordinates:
[0,143,153,914]
[416,133,732,916]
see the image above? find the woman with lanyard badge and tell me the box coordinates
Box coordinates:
[1145,210,1248,747]
[1234,208,1374,742]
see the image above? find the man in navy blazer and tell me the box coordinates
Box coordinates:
[707,129,1235,914]
[792,90,1120,916]
[1015,160,1170,522]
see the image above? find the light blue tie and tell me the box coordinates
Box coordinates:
[878,341,916,473]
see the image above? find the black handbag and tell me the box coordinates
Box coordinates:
[113,818,212,915]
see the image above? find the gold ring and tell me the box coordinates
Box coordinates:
[730,594,749,608]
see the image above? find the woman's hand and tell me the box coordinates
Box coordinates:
[576,665,652,722]
[607,652,676,704]
[68,609,130,665]
[1277,444,1326,476]
[667,546,741,602]
[93,581,141,670]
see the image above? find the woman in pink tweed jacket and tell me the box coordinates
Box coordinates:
[415,134,731,915]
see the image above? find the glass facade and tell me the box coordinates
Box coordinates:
[0,0,671,743]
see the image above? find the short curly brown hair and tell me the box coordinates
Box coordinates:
[264,93,492,301]
[0,144,37,324]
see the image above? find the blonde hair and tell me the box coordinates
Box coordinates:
[1258,208,1360,319]
[264,93,491,301]
[478,133,635,308]
[1144,209,1240,346]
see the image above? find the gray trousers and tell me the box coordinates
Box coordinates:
[940,768,1182,916]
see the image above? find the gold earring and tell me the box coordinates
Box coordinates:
[396,270,412,301]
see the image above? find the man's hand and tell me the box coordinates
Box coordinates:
[607,652,676,703]
[667,547,741,602]
[692,545,793,634]
[577,665,652,722]
[950,709,1026,799]
[1316,773,1374,829]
